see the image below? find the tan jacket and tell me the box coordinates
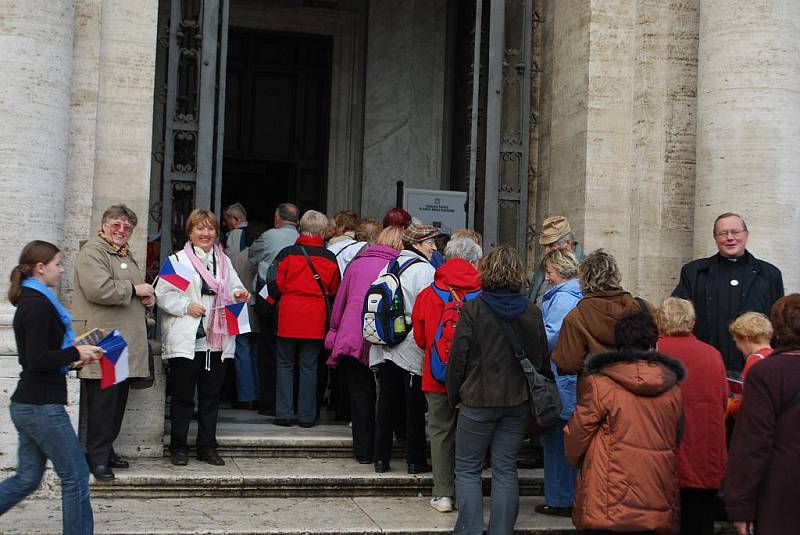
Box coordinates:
[565,350,684,535]
[72,235,149,379]
[552,290,653,374]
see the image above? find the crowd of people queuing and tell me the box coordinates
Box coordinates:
[0,201,797,535]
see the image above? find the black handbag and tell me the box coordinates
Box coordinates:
[483,300,562,429]
[299,246,333,329]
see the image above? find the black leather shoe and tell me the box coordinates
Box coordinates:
[109,453,129,469]
[273,418,293,427]
[299,421,315,428]
[356,457,372,465]
[534,504,573,517]
[374,460,390,473]
[90,464,115,480]
[170,452,188,466]
[197,450,226,466]
[407,463,433,474]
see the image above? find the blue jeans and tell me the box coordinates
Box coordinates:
[0,403,93,535]
[276,337,321,423]
[454,403,529,535]
[540,421,577,507]
[235,333,260,401]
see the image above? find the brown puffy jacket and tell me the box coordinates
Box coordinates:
[552,290,654,375]
[565,350,685,535]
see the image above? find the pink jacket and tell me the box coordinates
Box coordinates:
[325,244,399,368]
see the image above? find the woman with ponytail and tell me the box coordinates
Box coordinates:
[0,240,104,535]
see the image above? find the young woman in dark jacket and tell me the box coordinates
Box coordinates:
[446,245,551,535]
[0,241,103,535]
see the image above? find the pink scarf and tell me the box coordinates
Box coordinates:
[183,241,231,350]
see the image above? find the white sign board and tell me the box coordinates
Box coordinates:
[403,188,467,235]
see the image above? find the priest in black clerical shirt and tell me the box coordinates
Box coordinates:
[673,212,784,371]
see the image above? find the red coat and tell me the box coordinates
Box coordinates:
[657,334,729,489]
[274,235,340,339]
[411,258,480,394]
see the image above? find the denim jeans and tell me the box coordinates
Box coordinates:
[0,403,93,535]
[235,333,260,401]
[276,337,321,423]
[539,420,577,507]
[454,403,529,535]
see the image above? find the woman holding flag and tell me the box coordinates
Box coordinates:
[156,209,249,467]
[0,240,104,535]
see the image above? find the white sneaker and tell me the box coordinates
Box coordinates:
[430,496,454,513]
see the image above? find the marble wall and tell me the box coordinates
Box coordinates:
[361,0,449,220]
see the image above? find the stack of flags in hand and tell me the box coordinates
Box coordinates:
[97,330,130,389]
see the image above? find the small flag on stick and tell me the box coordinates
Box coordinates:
[98,330,129,389]
[224,302,251,335]
[158,257,195,291]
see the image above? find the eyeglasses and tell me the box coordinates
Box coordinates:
[714,229,747,239]
[107,221,134,233]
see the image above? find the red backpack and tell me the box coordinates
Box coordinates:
[430,285,481,384]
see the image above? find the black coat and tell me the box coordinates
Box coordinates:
[672,251,783,370]
[446,297,550,409]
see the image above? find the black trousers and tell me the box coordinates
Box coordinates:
[169,351,226,454]
[82,378,129,467]
[340,357,376,461]
[580,531,657,535]
[680,488,718,535]
[255,302,277,411]
[374,360,426,465]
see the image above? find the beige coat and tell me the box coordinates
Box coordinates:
[73,235,149,379]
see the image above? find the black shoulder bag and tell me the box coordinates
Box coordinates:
[482,300,562,429]
[300,246,333,329]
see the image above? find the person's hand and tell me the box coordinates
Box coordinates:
[134,283,155,298]
[76,345,104,365]
[186,302,206,318]
[733,521,753,535]
[233,289,250,302]
[140,295,156,308]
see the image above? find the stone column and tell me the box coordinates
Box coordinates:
[0,0,75,469]
[695,0,800,292]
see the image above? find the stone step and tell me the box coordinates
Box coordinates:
[89,457,544,499]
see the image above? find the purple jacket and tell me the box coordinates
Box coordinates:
[325,244,399,368]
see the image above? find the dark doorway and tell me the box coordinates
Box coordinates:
[222,29,332,224]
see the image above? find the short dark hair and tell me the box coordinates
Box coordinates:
[101,204,138,227]
[615,312,658,351]
[771,294,800,348]
[275,202,298,224]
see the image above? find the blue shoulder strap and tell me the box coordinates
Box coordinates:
[432,283,451,303]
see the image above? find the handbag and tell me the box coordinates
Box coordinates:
[299,246,333,329]
[483,300,562,430]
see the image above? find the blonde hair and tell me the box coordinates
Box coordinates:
[543,249,578,280]
[579,249,622,294]
[479,245,524,292]
[185,208,219,236]
[375,226,404,250]
[451,228,483,247]
[729,311,773,341]
[355,218,382,243]
[299,210,329,236]
[656,297,696,335]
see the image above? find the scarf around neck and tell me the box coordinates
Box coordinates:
[97,230,130,257]
[182,241,232,350]
[21,278,75,374]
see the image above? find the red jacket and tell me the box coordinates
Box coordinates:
[657,334,729,489]
[273,235,340,339]
[411,258,480,394]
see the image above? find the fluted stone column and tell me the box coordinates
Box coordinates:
[695,0,800,292]
[0,0,75,470]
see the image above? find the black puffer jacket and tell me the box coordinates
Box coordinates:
[446,290,551,408]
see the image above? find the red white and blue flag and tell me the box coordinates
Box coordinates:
[158,257,194,292]
[98,330,129,390]
[224,302,251,335]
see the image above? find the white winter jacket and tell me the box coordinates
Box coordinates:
[369,248,435,375]
[156,247,245,361]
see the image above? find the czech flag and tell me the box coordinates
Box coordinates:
[224,302,251,335]
[158,257,194,291]
[98,330,129,390]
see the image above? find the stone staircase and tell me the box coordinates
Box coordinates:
[0,408,736,534]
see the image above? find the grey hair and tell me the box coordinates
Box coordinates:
[557,231,576,248]
[275,202,298,224]
[543,249,578,279]
[224,202,247,221]
[444,238,483,263]
[299,210,329,236]
[101,204,138,227]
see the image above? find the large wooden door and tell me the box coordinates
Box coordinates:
[222,29,332,223]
